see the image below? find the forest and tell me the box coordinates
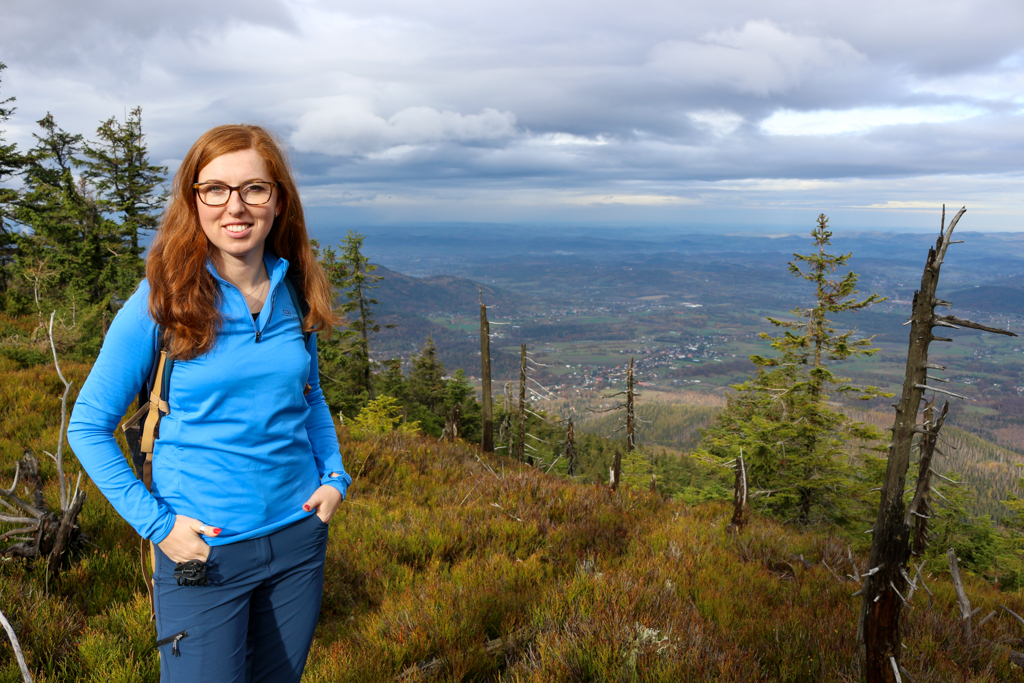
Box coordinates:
[2,66,1024,682]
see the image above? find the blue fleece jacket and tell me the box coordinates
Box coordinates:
[67,253,350,546]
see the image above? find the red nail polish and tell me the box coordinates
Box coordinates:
[303,505,310,511]
[212,528,221,534]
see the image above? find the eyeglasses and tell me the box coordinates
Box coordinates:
[193,181,277,207]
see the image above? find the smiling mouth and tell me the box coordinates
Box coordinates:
[224,224,251,234]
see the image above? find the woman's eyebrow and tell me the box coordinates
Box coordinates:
[196,177,272,183]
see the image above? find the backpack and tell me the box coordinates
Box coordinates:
[119,271,311,614]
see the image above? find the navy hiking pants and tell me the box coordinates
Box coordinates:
[154,513,330,683]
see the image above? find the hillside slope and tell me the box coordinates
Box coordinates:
[2,357,1024,682]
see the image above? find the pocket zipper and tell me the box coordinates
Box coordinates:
[156,630,189,657]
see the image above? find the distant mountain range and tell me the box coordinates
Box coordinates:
[373,266,531,315]
[947,284,1024,315]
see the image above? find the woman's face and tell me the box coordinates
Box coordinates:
[195,148,280,266]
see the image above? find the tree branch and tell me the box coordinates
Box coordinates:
[0,604,34,682]
[935,315,1017,337]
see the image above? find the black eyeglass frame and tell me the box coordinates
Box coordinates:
[192,181,278,207]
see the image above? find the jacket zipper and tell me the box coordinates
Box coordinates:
[221,276,279,344]
[156,630,189,656]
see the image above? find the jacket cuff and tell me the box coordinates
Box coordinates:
[321,472,351,500]
[149,512,177,545]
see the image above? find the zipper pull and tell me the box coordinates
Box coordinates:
[255,330,262,343]
[172,631,187,657]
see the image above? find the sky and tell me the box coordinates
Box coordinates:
[2,0,1024,233]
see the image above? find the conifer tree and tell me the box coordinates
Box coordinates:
[14,114,126,307]
[78,107,166,283]
[408,337,445,414]
[319,231,384,399]
[700,215,888,527]
[0,63,22,298]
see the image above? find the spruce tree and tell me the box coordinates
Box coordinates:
[14,114,125,307]
[318,231,384,399]
[408,337,445,414]
[699,215,889,527]
[78,107,166,285]
[0,63,22,299]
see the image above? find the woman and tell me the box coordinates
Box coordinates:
[68,124,350,682]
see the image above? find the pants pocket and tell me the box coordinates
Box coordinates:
[156,624,198,658]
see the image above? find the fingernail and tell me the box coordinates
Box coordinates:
[303,505,310,511]
[211,528,221,535]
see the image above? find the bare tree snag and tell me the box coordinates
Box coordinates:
[948,549,974,641]
[517,344,527,463]
[860,207,1018,682]
[908,400,948,556]
[626,357,636,453]
[443,403,461,443]
[0,312,87,574]
[946,551,1024,666]
[565,417,577,476]
[480,295,494,453]
[0,604,33,682]
[611,449,622,492]
[729,450,749,531]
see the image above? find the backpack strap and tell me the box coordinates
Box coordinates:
[283,269,311,345]
[120,325,172,622]
[139,347,172,489]
[283,271,314,396]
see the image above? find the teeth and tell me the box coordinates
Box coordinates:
[224,224,249,233]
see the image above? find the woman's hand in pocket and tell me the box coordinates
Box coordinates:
[302,485,343,524]
[157,515,220,563]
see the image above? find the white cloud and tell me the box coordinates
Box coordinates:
[910,60,1024,104]
[761,104,987,136]
[648,20,864,96]
[687,110,744,137]
[562,193,701,206]
[527,133,610,146]
[290,98,518,155]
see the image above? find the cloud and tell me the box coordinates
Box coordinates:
[647,20,864,96]
[3,1,1024,228]
[290,98,518,155]
[761,104,987,136]
[687,110,745,137]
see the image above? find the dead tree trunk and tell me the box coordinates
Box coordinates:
[860,207,1017,682]
[909,400,948,556]
[517,344,527,464]
[565,417,577,476]
[948,548,974,641]
[611,449,622,492]
[444,403,461,443]
[626,357,636,453]
[729,450,749,531]
[1,312,87,575]
[480,297,494,453]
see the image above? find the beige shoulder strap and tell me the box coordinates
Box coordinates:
[137,349,169,619]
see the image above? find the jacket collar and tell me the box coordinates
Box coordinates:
[205,252,290,290]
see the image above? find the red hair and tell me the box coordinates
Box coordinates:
[147,124,337,359]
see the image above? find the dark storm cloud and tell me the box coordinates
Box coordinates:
[2,0,1023,227]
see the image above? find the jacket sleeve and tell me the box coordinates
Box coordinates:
[67,282,177,544]
[303,332,351,499]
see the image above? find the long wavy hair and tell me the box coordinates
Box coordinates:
[147,124,337,360]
